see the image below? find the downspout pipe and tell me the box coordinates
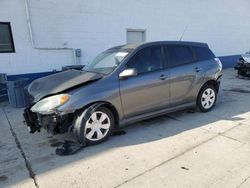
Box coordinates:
[24,0,78,64]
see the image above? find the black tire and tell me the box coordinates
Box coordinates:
[73,106,115,145]
[197,85,217,113]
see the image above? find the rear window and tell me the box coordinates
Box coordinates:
[167,45,195,67]
[193,46,215,61]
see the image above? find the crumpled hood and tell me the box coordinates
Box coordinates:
[28,69,102,102]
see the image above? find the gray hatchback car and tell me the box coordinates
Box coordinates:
[24,41,223,144]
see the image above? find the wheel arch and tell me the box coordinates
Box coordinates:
[198,79,220,96]
[196,79,219,105]
[75,101,120,130]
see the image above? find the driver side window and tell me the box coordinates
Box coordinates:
[127,46,163,74]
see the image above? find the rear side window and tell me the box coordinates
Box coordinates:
[127,46,163,74]
[167,45,195,67]
[193,46,215,61]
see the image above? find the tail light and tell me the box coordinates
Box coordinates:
[214,57,223,70]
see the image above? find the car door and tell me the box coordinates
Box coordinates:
[165,44,199,107]
[119,45,170,118]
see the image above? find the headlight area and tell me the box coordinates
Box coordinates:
[31,94,70,115]
[24,94,73,134]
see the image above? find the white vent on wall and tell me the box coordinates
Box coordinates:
[127,29,146,44]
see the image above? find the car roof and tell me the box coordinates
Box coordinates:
[109,41,209,51]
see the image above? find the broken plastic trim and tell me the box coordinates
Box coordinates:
[55,140,84,156]
[56,103,126,156]
[57,103,104,156]
[76,102,106,146]
[55,130,127,156]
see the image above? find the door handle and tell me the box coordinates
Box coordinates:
[159,74,168,80]
[194,67,202,72]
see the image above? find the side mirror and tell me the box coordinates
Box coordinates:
[119,68,138,79]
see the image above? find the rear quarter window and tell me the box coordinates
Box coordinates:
[193,46,215,61]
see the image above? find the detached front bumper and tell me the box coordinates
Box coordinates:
[23,107,73,134]
[23,107,39,133]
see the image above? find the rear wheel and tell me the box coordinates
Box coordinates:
[197,85,217,112]
[73,106,115,145]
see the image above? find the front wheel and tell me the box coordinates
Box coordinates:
[73,106,115,145]
[197,85,217,112]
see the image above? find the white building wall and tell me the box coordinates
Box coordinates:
[1,0,250,75]
[0,0,74,75]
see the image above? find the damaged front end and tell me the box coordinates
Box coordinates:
[23,93,74,134]
[23,106,73,134]
[234,53,250,78]
[22,69,103,134]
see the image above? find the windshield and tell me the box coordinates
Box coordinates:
[83,50,130,74]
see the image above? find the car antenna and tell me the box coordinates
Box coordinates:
[179,25,189,41]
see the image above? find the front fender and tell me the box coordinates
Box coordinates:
[57,78,123,119]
